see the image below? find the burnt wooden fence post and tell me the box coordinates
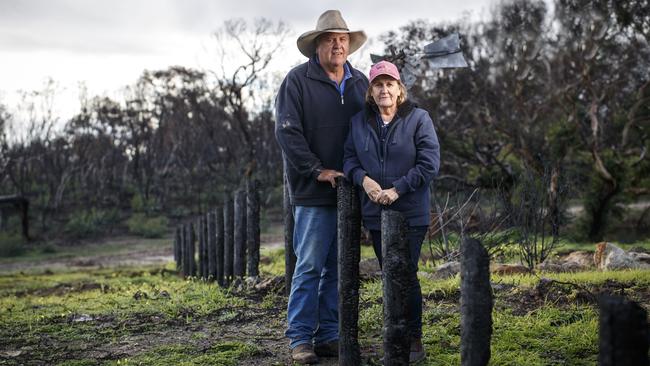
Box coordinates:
[188,222,197,276]
[207,211,217,281]
[216,206,225,286]
[174,226,182,271]
[202,214,209,279]
[180,224,187,276]
[234,189,247,279]
[182,223,189,277]
[183,223,196,277]
[382,209,410,366]
[223,198,234,284]
[599,295,649,366]
[198,216,206,279]
[246,179,260,278]
[337,177,361,365]
[460,237,492,366]
[283,171,296,295]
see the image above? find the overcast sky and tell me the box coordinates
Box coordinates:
[0,0,497,120]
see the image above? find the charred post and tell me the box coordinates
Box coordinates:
[460,237,492,366]
[246,179,261,278]
[174,226,182,271]
[198,216,206,279]
[234,189,247,278]
[223,198,234,284]
[381,209,410,366]
[599,295,649,366]
[283,171,296,296]
[337,177,361,366]
[188,221,197,276]
[207,211,217,281]
[180,224,188,277]
[216,206,225,287]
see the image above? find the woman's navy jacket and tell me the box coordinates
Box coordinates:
[343,101,440,230]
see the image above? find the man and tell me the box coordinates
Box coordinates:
[275,9,368,364]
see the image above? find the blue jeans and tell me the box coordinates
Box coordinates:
[370,226,427,339]
[286,206,339,348]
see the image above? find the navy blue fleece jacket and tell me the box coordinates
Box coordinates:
[275,56,368,206]
[343,101,440,230]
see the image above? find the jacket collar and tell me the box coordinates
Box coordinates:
[306,55,360,83]
[364,100,416,122]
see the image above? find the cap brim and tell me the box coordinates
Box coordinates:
[297,30,367,58]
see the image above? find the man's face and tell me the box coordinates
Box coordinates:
[316,32,349,70]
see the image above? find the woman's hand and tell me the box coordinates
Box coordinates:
[377,188,399,205]
[362,176,382,202]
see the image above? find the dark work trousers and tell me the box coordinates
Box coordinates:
[370,225,428,340]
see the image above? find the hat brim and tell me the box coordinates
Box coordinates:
[297,29,367,58]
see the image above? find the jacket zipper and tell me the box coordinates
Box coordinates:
[381,117,402,187]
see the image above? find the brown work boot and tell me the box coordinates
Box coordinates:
[291,343,319,364]
[409,338,426,364]
[314,340,339,357]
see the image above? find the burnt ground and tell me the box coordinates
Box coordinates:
[2,238,649,365]
[3,271,648,366]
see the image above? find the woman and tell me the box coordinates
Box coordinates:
[343,60,440,363]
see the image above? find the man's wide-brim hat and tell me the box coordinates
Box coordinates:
[297,10,367,58]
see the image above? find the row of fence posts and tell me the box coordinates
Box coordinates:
[333,178,648,366]
[173,179,260,286]
[173,175,648,364]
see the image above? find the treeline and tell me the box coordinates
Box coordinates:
[379,0,649,241]
[0,0,648,243]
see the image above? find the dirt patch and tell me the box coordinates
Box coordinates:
[495,278,650,315]
[13,281,109,297]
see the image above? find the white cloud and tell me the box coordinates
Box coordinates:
[0,0,497,121]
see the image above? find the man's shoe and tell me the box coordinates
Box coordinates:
[314,340,339,357]
[409,338,426,364]
[291,344,319,364]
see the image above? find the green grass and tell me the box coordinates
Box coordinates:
[2,233,650,365]
[103,342,261,366]
[0,236,171,270]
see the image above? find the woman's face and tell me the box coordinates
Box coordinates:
[371,76,400,109]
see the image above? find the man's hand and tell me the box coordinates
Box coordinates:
[377,187,399,205]
[317,169,344,188]
[362,176,382,202]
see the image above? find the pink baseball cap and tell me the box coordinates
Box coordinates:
[369,60,401,83]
